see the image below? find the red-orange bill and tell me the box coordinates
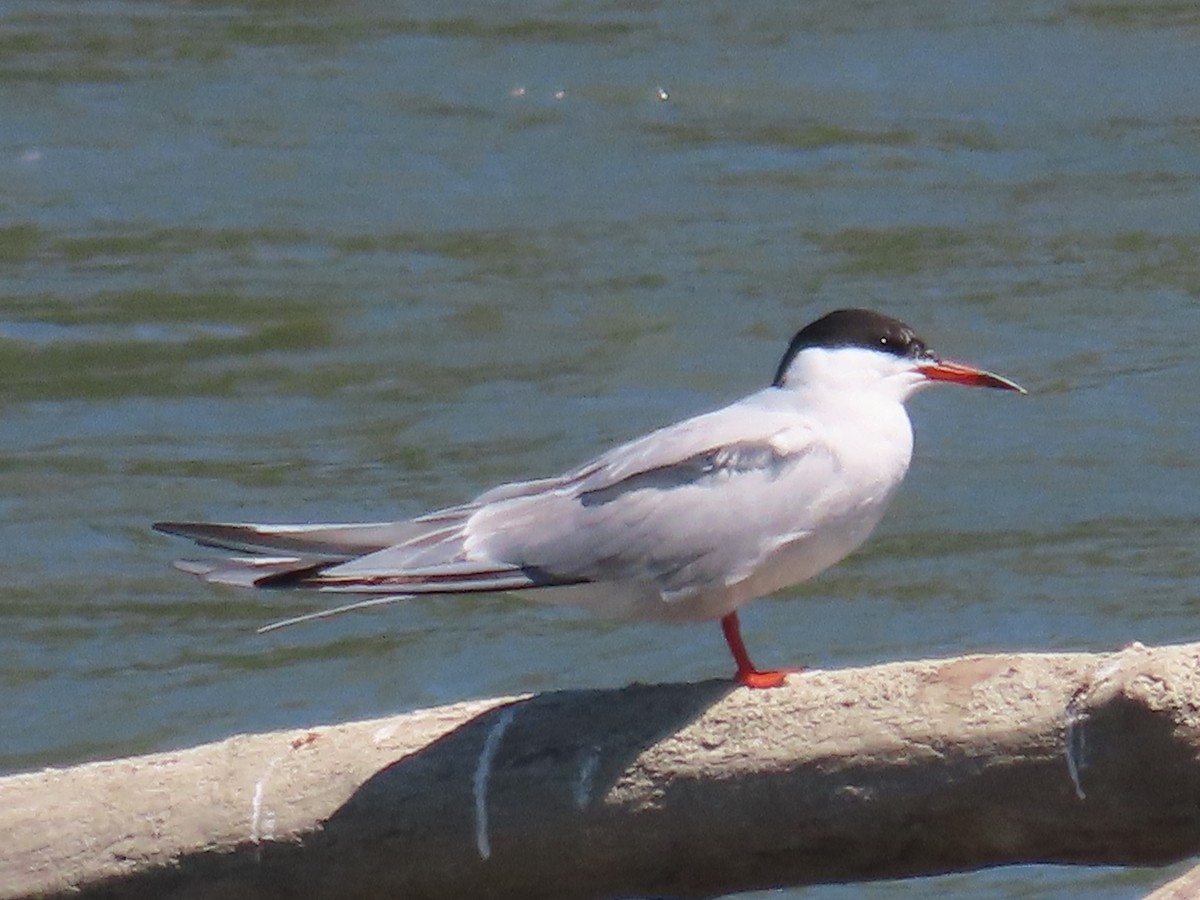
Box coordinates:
[919,359,1026,393]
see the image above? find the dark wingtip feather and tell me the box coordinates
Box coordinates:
[152,521,254,552]
[252,562,332,589]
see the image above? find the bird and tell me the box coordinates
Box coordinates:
[155,308,1024,689]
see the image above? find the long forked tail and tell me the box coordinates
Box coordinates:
[154,518,587,631]
[152,520,412,558]
[152,517,468,591]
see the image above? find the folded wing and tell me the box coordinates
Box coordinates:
[158,392,836,622]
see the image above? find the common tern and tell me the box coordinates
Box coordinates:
[156,308,1024,688]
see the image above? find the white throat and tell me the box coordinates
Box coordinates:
[779,346,929,404]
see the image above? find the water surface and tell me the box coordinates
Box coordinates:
[2,2,1200,897]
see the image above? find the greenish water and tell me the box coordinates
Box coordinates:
[2,2,1200,896]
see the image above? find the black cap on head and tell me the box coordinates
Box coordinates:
[772,309,933,387]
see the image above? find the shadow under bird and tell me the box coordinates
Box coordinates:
[156,308,1024,688]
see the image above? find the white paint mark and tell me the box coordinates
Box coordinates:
[473,706,516,861]
[1064,714,1086,800]
[1091,657,1124,682]
[250,755,283,858]
[1062,652,1128,803]
[372,723,397,744]
[573,747,601,810]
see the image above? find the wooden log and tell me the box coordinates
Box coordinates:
[1144,860,1200,899]
[5,641,1200,900]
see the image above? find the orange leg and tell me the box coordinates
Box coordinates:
[720,611,798,689]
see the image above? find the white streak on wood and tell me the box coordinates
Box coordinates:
[473,706,516,861]
[1064,713,1087,800]
[372,723,398,744]
[250,755,283,857]
[573,747,601,810]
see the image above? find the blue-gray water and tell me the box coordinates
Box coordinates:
[2,2,1199,896]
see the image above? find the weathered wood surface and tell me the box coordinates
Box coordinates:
[5,641,1200,899]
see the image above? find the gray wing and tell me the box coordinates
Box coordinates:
[153,520,425,558]
[313,396,830,599]
[160,392,835,615]
[461,403,831,601]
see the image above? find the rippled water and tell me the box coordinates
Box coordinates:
[2,2,1200,896]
